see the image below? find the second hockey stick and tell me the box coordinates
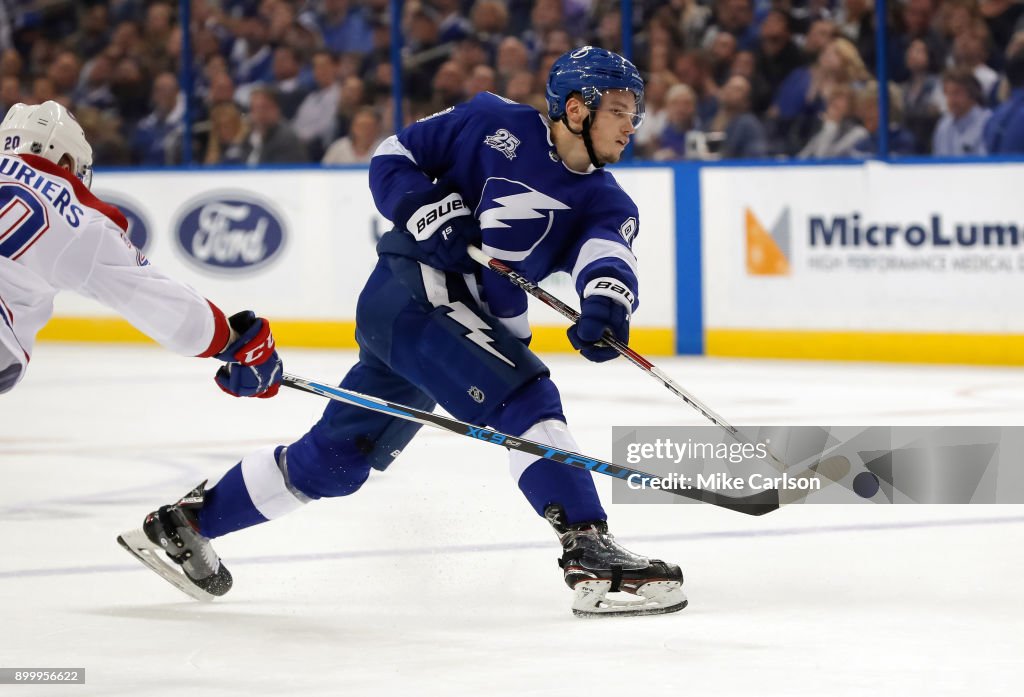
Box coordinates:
[281,373,799,516]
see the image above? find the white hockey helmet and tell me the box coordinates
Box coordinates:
[0,101,94,188]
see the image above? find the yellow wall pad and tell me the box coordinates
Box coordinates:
[706,328,1024,366]
[39,317,675,356]
[530,326,674,355]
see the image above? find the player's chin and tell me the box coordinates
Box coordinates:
[600,149,624,164]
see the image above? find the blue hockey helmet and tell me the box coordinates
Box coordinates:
[546,46,645,128]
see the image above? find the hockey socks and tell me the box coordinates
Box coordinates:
[510,419,606,524]
[198,446,310,538]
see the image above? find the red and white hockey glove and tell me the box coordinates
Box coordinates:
[214,311,283,398]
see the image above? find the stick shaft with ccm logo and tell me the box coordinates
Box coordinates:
[466,248,745,436]
[465,246,807,477]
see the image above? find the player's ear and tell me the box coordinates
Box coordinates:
[564,93,588,129]
[57,153,74,173]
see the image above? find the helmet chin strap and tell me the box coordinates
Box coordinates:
[561,112,604,169]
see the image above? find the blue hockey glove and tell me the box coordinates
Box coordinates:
[214,311,283,398]
[567,295,630,363]
[391,186,479,273]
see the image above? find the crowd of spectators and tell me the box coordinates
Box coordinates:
[3,0,1024,167]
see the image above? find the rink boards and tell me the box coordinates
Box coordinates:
[41,159,1024,364]
[43,166,676,356]
[700,159,1024,365]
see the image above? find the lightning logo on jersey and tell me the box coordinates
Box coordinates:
[478,178,570,230]
[445,301,515,367]
[477,178,570,262]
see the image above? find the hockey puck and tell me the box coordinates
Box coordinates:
[853,472,880,498]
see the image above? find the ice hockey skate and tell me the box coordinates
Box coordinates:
[546,505,687,618]
[117,482,233,602]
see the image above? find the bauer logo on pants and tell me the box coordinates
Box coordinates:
[174,194,287,274]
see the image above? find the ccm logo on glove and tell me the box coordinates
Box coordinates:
[406,192,470,240]
[240,330,274,365]
[214,311,283,398]
[226,320,274,365]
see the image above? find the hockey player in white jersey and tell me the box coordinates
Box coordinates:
[122,48,686,616]
[0,101,283,400]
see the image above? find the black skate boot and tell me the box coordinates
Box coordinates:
[118,481,233,601]
[546,505,687,618]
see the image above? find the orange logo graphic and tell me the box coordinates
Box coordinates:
[745,207,790,275]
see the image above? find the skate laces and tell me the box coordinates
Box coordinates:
[561,523,650,570]
[544,506,649,570]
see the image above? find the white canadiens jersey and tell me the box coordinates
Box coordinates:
[0,154,227,394]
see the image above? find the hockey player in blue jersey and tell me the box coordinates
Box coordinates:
[121,47,686,617]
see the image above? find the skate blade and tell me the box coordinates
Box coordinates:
[571,579,688,618]
[117,528,218,602]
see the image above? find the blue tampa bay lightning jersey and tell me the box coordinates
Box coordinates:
[368,92,640,341]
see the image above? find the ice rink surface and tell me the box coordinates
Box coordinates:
[2,343,1022,696]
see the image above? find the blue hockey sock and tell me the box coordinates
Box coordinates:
[518,458,607,523]
[197,464,267,538]
[197,446,308,539]
[489,379,606,524]
[510,420,607,524]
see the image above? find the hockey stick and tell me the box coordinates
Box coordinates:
[465,248,856,503]
[281,373,796,516]
[466,246,738,433]
[465,246,788,470]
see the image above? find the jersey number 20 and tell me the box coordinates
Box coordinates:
[0,184,50,260]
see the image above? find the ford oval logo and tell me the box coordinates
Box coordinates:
[174,194,286,273]
[96,193,150,252]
